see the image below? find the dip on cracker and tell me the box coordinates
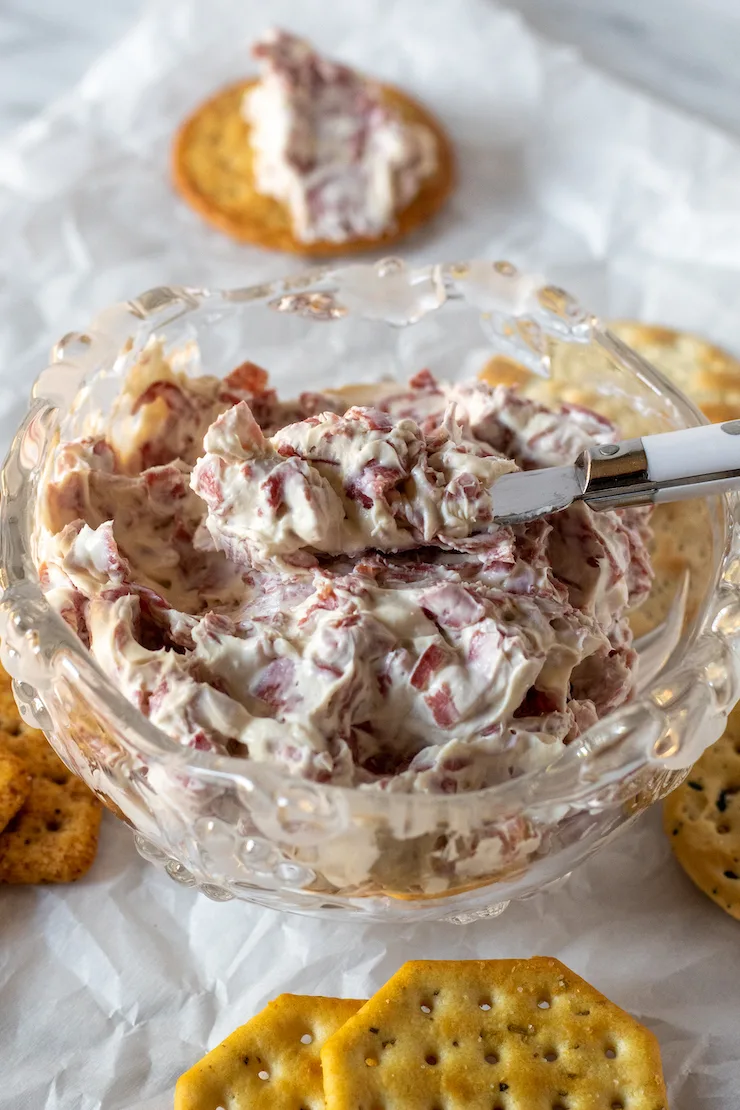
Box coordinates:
[172,29,454,253]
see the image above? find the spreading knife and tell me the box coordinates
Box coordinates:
[490,417,740,525]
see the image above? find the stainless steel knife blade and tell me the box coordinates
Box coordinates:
[490,464,586,525]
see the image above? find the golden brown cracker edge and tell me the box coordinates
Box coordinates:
[0,774,102,883]
[172,79,455,254]
[0,666,102,883]
[0,670,27,734]
[609,320,740,424]
[321,958,668,1110]
[175,994,364,1110]
[664,704,740,920]
[0,748,31,833]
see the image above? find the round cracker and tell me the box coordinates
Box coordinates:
[172,79,455,254]
[664,705,740,920]
[609,320,740,424]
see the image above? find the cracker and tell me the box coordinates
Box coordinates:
[0,773,102,884]
[172,80,454,254]
[0,667,102,883]
[0,747,31,833]
[0,719,74,781]
[630,498,713,639]
[321,958,667,1110]
[0,671,27,734]
[175,994,364,1110]
[609,321,740,424]
[664,704,740,920]
[492,319,740,429]
[479,355,533,390]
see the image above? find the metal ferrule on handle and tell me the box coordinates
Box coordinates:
[580,418,740,510]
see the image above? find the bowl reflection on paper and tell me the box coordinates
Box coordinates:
[2,258,739,924]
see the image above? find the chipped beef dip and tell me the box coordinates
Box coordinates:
[244,29,438,243]
[35,342,653,794]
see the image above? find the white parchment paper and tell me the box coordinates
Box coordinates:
[1,1,740,1106]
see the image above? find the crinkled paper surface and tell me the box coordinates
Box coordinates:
[1,1,740,1107]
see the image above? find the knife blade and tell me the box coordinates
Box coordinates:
[489,463,587,525]
[488,418,740,527]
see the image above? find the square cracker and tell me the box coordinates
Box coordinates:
[175,994,364,1110]
[321,958,667,1110]
[0,748,31,832]
[0,668,102,883]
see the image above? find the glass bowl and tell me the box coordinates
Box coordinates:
[2,258,739,924]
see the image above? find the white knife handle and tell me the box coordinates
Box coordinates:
[582,417,740,511]
[642,419,740,483]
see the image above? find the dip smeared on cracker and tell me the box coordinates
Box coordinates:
[172,33,453,253]
[35,343,653,793]
[245,29,438,244]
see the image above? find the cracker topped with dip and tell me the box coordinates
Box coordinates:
[173,29,454,253]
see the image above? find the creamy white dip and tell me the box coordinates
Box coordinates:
[35,343,653,795]
[244,29,438,243]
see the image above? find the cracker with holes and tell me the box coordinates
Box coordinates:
[605,322,740,638]
[321,958,667,1110]
[664,703,740,920]
[175,994,364,1110]
[0,667,102,884]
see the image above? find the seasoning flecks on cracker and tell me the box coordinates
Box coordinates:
[664,703,740,920]
[0,773,102,884]
[0,667,102,884]
[321,958,667,1110]
[609,321,740,424]
[175,994,364,1110]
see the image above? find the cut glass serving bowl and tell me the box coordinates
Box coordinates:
[2,258,738,923]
